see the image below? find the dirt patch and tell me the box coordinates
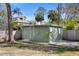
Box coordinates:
[0,42,79,56]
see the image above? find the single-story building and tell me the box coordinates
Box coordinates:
[21,24,62,43]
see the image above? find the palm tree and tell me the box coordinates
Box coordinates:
[6,3,14,43]
[34,7,46,24]
[12,8,22,17]
[48,10,58,23]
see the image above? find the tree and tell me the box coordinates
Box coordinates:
[35,7,46,22]
[0,10,1,16]
[60,3,79,19]
[12,8,22,17]
[48,10,59,23]
[35,13,44,22]
[12,21,21,30]
[6,3,15,43]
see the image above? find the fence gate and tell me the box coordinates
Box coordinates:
[0,4,8,42]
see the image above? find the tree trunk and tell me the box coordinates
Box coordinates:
[6,3,15,43]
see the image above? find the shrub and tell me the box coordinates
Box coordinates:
[12,22,21,30]
[64,18,79,30]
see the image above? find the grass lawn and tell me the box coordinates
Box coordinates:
[0,42,79,56]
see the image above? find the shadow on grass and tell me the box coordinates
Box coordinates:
[0,42,79,54]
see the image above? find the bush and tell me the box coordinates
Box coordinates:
[64,18,79,30]
[12,22,21,30]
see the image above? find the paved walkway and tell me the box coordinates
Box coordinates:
[20,39,79,47]
[49,41,79,47]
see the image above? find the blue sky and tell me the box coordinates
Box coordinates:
[11,3,58,21]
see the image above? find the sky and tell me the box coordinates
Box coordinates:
[11,3,58,21]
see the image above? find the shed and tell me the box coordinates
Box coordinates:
[22,25,63,43]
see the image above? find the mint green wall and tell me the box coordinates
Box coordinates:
[49,27,63,43]
[22,26,49,43]
[22,26,63,43]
